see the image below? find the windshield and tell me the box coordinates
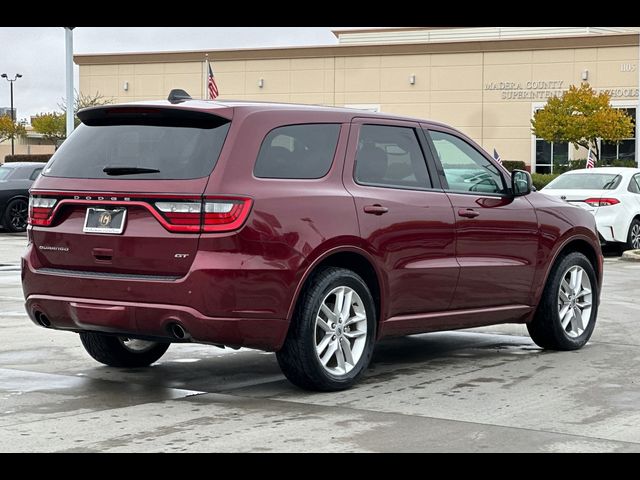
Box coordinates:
[0,165,14,181]
[544,173,622,190]
[43,114,231,180]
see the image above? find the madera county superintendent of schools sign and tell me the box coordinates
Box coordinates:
[486,80,639,100]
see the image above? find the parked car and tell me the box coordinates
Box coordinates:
[542,167,640,251]
[0,162,44,232]
[22,94,603,391]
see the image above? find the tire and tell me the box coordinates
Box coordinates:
[3,198,28,232]
[625,218,640,251]
[79,332,170,368]
[527,252,598,351]
[276,267,377,391]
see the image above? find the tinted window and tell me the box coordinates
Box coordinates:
[30,168,43,180]
[254,124,340,179]
[354,125,431,189]
[43,119,230,180]
[633,175,640,194]
[428,130,505,194]
[545,173,622,190]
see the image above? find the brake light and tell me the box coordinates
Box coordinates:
[154,198,252,233]
[154,201,202,232]
[28,197,57,226]
[585,198,620,207]
[202,198,252,232]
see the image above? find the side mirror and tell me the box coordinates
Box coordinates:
[511,169,532,196]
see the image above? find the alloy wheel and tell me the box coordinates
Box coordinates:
[557,266,593,338]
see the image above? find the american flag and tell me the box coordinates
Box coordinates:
[586,149,596,169]
[493,148,502,165]
[208,62,219,100]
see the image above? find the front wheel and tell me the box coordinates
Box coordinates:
[79,332,170,368]
[276,267,376,391]
[527,252,598,351]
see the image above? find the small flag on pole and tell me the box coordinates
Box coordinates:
[207,61,219,100]
[586,148,596,169]
[493,148,502,165]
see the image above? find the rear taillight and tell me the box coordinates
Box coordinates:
[28,197,57,226]
[585,198,620,207]
[154,197,252,233]
[202,199,252,232]
[154,201,202,232]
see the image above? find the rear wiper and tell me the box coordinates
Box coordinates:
[103,166,160,176]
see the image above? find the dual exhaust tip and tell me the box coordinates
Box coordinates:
[169,322,190,341]
[33,310,190,342]
[34,311,51,328]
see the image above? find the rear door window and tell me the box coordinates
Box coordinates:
[254,124,340,179]
[354,124,432,190]
[43,110,231,180]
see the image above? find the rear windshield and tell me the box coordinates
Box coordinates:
[43,113,230,180]
[544,173,622,190]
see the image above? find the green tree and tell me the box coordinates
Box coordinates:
[0,115,26,143]
[31,112,66,145]
[32,91,114,145]
[531,83,634,161]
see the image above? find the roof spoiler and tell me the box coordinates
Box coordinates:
[168,89,192,104]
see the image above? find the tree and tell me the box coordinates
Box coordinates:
[531,83,634,160]
[0,115,26,143]
[58,90,113,127]
[31,112,66,145]
[32,91,114,145]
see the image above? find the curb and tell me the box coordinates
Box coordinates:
[621,250,640,262]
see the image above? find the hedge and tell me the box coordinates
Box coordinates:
[3,154,52,163]
[501,160,527,172]
[531,173,559,190]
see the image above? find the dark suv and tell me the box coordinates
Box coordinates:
[22,94,603,391]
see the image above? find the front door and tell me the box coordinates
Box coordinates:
[343,119,458,321]
[424,127,539,310]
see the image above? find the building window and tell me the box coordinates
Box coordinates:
[535,140,569,174]
[601,107,636,165]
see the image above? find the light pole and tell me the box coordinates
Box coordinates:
[1,73,22,156]
[65,27,75,138]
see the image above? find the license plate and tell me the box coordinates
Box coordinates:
[83,208,127,234]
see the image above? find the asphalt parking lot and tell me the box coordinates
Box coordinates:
[1,234,639,452]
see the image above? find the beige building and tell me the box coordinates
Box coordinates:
[1,127,55,161]
[75,27,640,173]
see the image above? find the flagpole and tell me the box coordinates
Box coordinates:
[204,54,209,100]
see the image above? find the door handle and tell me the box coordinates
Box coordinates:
[363,205,389,215]
[458,208,480,219]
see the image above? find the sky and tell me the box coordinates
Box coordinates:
[0,27,340,123]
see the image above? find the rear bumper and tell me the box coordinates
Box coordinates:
[21,242,293,351]
[24,294,288,351]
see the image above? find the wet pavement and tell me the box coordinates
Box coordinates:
[1,233,639,452]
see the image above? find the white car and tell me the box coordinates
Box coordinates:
[542,167,640,251]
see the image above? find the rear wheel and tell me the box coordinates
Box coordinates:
[276,267,376,391]
[527,252,598,350]
[3,198,28,232]
[626,218,640,251]
[79,332,170,368]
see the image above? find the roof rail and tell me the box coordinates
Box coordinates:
[168,89,192,104]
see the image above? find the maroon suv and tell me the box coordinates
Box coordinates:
[22,93,603,391]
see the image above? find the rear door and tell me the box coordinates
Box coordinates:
[29,106,232,277]
[343,118,458,320]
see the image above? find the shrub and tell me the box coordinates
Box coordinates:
[501,160,527,172]
[532,173,559,190]
[3,154,52,163]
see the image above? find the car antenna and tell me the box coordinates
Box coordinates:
[168,89,192,104]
